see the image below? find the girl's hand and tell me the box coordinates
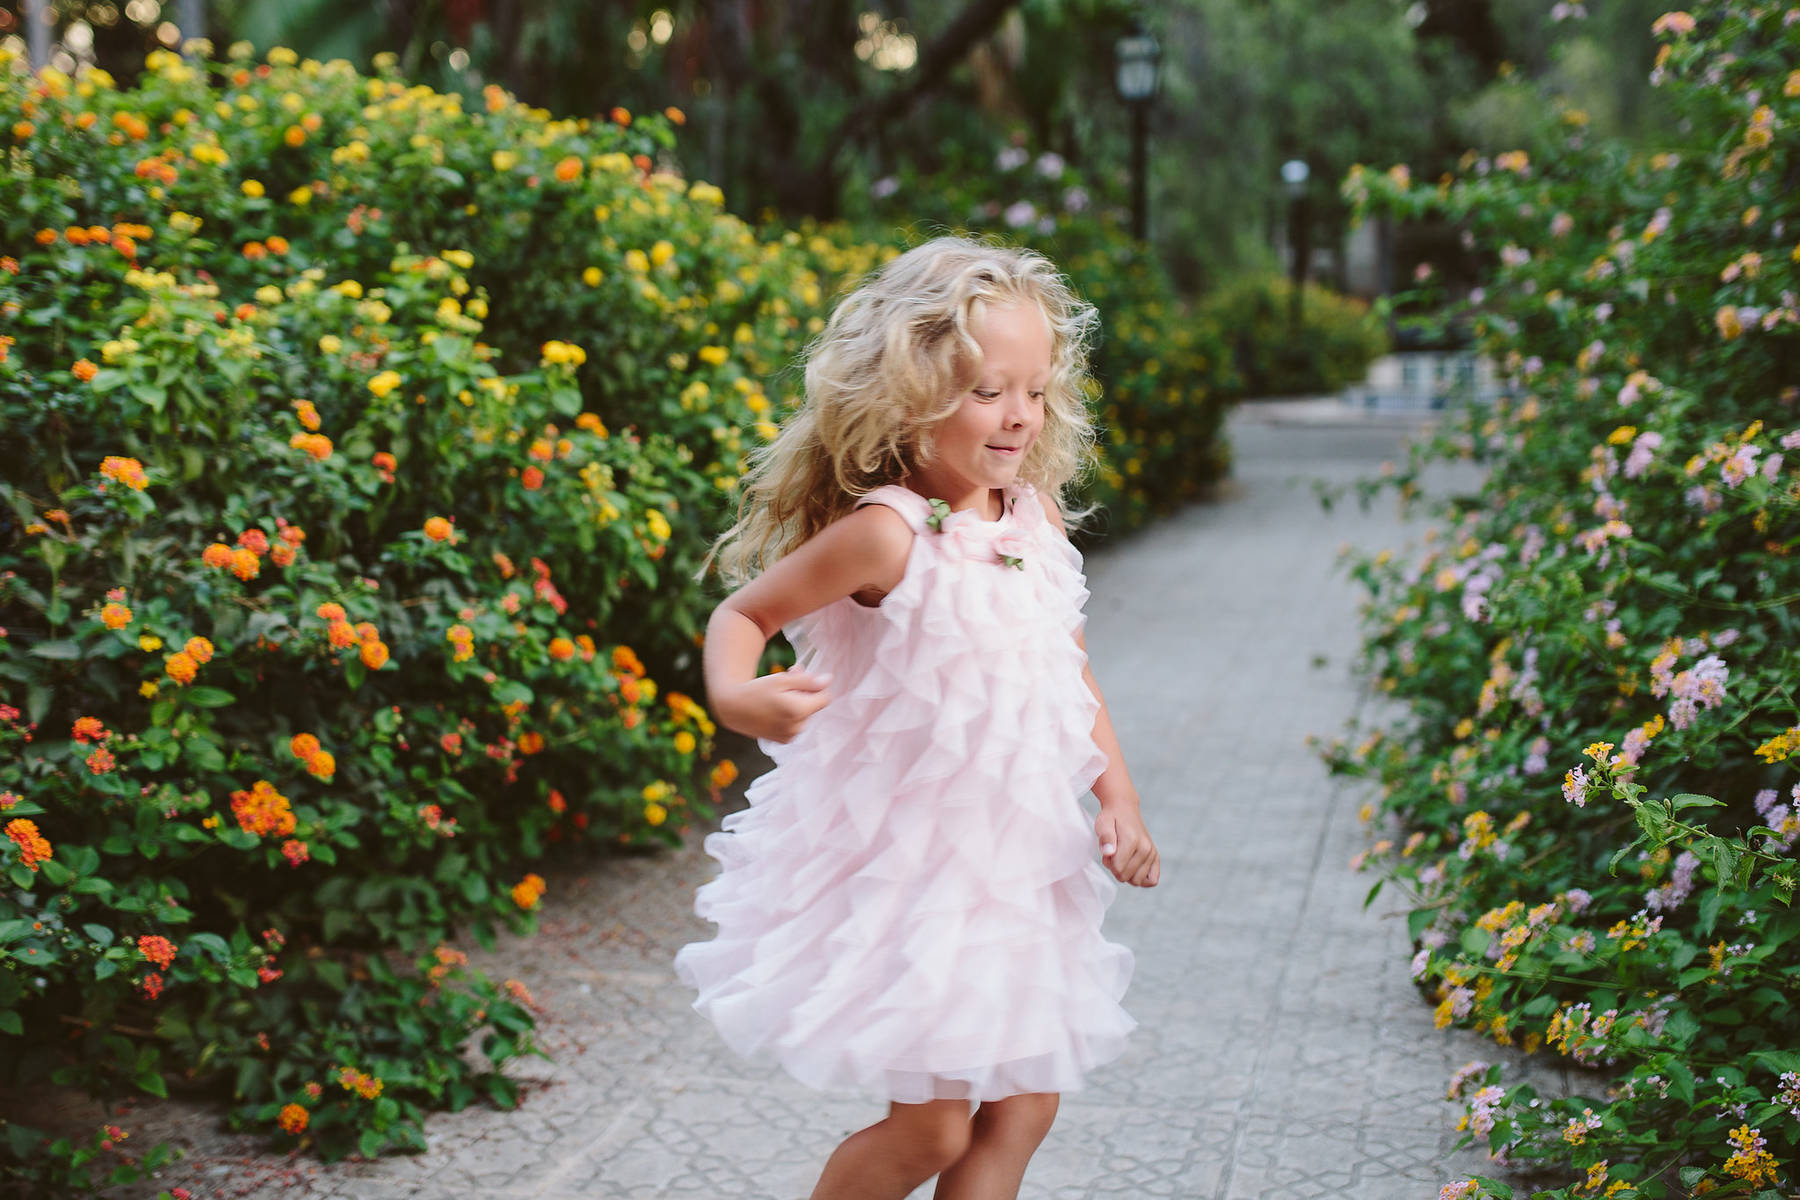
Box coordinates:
[1096,806,1160,888]
[713,668,833,743]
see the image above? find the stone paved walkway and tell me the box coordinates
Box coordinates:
[99,398,1565,1199]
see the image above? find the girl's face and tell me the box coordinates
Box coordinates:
[923,301,1052,506]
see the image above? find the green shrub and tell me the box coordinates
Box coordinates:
[1325,8,1799,1198]
[0,40,826,1188]
[1195,274,1389,398]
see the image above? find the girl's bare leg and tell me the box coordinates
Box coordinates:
[932,1092,1060,1200]
[809,1098,974,1200]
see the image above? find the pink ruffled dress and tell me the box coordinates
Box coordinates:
[673,482,1135,1103]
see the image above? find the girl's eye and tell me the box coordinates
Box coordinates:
[973,389,999,400]
[1029,390,1046,401]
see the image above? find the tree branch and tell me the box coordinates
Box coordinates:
[831,0,1019,152]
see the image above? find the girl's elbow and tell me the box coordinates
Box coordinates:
[713,596,778,643]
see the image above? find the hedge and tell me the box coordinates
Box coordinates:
[1326,7,1799,1198]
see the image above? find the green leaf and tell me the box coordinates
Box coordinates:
[82,923,115,947]
[549,385,583,417]
[134,1069,168,1099]
[312,958,348,991]
[1407,908,1434,942]
[323,909,357,944]
[186,933,230,960]
[1670,792,1724,812]
[483,1075,519,1109]
[37,858,72,886]
[358,1128,386,1159]
[1362,878,1384,908]
[234,1057,268,1102]
[432,333,472,365]
[30,639,83,660]
[0,1011,20,1035]
[8,865,35,889]
[184,686,236,708]
[95,958,119,981]
[1667,1060,1695,1105]
[184,738,226,772]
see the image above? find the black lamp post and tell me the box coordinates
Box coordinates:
[1114,21,1161,243]
[1281,158,1311,331]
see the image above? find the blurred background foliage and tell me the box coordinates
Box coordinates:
[4,0,1670,296]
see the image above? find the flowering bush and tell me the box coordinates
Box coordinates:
[1326,7,1800,1198]
[1193,274,1389,398]
[0,40,805,1188]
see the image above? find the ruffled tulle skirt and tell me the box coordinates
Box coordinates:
[673,483,1136,1102]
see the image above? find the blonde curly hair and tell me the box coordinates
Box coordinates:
[708,235,1099,585]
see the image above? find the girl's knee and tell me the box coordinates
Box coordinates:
[890,1101,973,1173]
[979,1092,1059,1141]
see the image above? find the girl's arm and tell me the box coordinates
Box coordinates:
[1039,492,1160,889]
[704,504,913,743]
[1079,633,1159,888]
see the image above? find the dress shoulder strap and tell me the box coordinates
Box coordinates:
[854,485,933,534]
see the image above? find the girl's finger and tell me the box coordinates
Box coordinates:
[785,669,832,692]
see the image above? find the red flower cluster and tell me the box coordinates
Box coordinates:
[531,557,568,614]
[137,934,177,970]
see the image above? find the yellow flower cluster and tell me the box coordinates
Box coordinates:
[541,339,587,366]
[1754,725,1799,763]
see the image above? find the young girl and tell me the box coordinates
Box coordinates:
[673,236,1159,1200]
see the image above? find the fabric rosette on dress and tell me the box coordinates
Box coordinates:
[674,483,1135,1103]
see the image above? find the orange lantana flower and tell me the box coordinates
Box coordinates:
[5,818,52,870]
[164,651,198,685]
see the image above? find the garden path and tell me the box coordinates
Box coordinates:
[113,397,1564,1199]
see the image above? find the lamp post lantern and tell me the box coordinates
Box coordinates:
[1281,158,1311,331]
[1114,21,1160,243]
